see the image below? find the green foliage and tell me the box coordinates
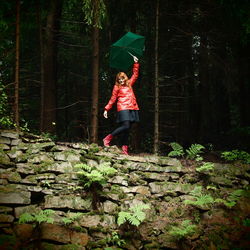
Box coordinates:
[196,162,214,173]
[106,231,126,247]
[243,218,250,227]
[62,212,83,225]
[168,142,205,161]
[74,162,117,189]
[185,186,247,209]
[169,220,197,240]
[185,186,221,208]
[82,0,106,28]
[168,142,185,157]
[19,209,55,224]
[221,189,246,208]
[0,83,15,129]
[221,150,250,164]
[117,204,150,227]
[186,144,205,161]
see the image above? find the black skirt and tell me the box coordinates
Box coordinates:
[116,110,139,123]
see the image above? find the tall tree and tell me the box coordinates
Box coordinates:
[153,0,159,154]
[90,0,100,143]
[14,0,20,129]
[82,0,106,143]
[41,0,62,134]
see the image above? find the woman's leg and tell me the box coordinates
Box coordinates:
[111,120,131,155]
[111,120,131,137]
[103,120,131,147]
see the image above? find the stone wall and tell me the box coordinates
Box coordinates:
[0,130,249,249]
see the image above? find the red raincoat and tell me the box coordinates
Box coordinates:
[104,62,140,112]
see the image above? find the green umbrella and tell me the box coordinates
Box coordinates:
[109,32,145,71]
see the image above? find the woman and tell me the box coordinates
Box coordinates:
[103,56,139,155]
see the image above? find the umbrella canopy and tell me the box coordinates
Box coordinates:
[109,32,145,71]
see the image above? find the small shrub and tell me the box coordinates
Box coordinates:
[106,231,126,247]
[0,83,15,129]
[243,218,250,227]
[74,162,117,209]
[221,150,250,164]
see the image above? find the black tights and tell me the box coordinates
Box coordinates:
[111,120,131,146]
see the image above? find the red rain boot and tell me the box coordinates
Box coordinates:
[103,134,113,147]
[122,145,129,155]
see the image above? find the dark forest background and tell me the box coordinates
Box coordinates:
[0,0,249,154]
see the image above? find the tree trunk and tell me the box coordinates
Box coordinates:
[153,0,159,154]
[37,1,45,132]
[14,0,20,129]
[41,0,62,134]
[90,0,99,143]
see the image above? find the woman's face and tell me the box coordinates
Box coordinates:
[117,73,128,86]
[118,76,126,85]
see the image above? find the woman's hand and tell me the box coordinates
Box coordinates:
[103,110,108,119]
[133,55,138,63]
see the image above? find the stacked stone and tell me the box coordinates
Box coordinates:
[0,129,249,249]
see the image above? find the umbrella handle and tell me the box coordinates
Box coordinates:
[128,52,138,62]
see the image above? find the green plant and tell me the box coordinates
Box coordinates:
[168,142,185,157]
[186,144,205,161]
[184,186,220,209]
[0,83,15,129]
[185,186,247,209]
[41,132,57,141]
[75,162,117,209]
[169,220,197,240]
[62,212,83,225]
[117,204,150,227]
[19,209,55,224]
[168,142,205,161]
[214,189,247,208]
[106,231,126,247]
[196,162,214,173]
[221,150,250,164]
[243,218,250,227]
[74,162,117,189]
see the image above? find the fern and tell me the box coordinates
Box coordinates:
[117,211,131,226]
[62,217,73,225]
[169,220,197,240]
[185,195,214,207]
[221,150,250,164]
[168,142,184,157]
[74,163,92,172]
[106,231,126,247]
[117,204,150,227]
[189,186,203,197]
[97,162,117,176]
[196,162,214,173]
[18,209,55,224]
[168,142,205,161]
[185,186,215,208]
[75,162,117,189]
[19,213,34,224]
[186,144,205,161]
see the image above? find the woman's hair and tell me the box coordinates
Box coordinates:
[115,72,129,87]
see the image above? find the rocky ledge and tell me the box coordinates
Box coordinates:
[0,130,249,249]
